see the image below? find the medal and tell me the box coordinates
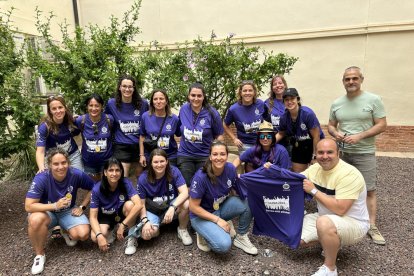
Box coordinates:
[115,215,121,222]
[65,193,72,199]
[295,141,299,147]
[95,146,101,152]
[213,202,220,211]
[191,136,196,142]
[160,141,165,147]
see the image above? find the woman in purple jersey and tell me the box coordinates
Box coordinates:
[89,158,142,255]
[139,89,180,167]
[75,94,114,181]
[137,149,193,246]
[25,148,94,275]
[276,88,324,172]
[265,75,287,131]
[36,95,82,173]
[104,75,149,179]
[232,121,291,171]
[189,141,258,255]
[177,82,224,186]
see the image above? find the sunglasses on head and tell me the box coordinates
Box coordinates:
[47,95,64,101]
[259,134,273,140]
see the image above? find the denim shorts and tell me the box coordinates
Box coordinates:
[47,208,90,230]
[146,198,177,227]
[69,150,84,171]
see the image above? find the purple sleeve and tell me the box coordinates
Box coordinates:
[26,174,46,199]
[240,147,255,163]
[211,108,224,137]
[140,112,148,136]
[279,112,288,131]
[90,184,100,209]
[80,172,95,190]
[124,178,138,199]
[136,174,147,199]
[304,108,320,130]
[172,166,186,188]
[36,123,48,147]
[174,115,181,137]
[274,145,291,169]
[189,172,206,200]
[223,108,234,126]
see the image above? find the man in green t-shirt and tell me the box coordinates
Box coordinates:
[328,66,387,245]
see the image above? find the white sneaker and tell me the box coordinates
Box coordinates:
[196,233,211,252]
[311,264,338,276]
[227,220,236,238]
[124,237,137,255]
[177,227,193,245]
[61,230,78,247]
[31,255,46,275]
[233,233,258,255]
[107,229,116,244]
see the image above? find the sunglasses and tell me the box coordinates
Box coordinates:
[47,95,64,102]
[92,123,98,135]
[259,134,273,140]
[241,80,254,85]
[340,133,348,149]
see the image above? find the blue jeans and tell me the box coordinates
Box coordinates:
[177,156,208,186]
[190,196,251,253]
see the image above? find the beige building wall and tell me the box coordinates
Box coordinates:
[2,0,414,126]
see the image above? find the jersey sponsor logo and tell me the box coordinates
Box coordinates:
[255,108,260,115]
[271,115,280,127]
[134,109,140,116]
[183,127,203,143]
[282,183,290,191]
[243,119,261,133]
[102,207,116,215]
[166,124,172,131]
[226,179,232,188]
[300,123,307,130]
[191,181,198,193]
[101,126,108,134]
[297,134,311,141]
[119,194,125,201]
[119,121,140,134]
[57,139,72,153]
[200,118,206,126]
[263,195,290,214]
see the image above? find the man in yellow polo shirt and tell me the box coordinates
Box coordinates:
[300,139,369,276]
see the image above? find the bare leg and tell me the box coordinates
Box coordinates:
[367,190,377,225]
[178,200,190,229]
[292,162,308,173]
[67,224,90,241]
[122,162,131,178]
[28,212,50,255]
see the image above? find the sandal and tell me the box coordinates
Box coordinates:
[51,228,62,239]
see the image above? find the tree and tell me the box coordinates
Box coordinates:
[0,8,41,179]
[141,32,298,117]
[26,0,145,113]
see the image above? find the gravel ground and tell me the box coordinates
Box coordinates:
[1,156,413,276]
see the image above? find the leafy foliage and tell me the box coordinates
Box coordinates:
[26,0,145,113]
[0,9,40,179]
[141,32,298,117]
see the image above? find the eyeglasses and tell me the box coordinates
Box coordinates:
[121,85,134,90]
[259,134,273,140]
[92,123,98,135]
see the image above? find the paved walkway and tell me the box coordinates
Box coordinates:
[376,152,414,158]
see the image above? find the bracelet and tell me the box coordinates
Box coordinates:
[121,221,128,228]
[170,204,178,211]
[96,232,103,238]
[140,216,148,223]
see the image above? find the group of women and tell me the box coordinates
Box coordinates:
[27,74,325,275]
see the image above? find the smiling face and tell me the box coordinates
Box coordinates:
[188,88,204,111]
[87,98,102,119]
[152,91,167,112]
[50,153,69,181]
[119,79,134,102]
[104,164,122,186]
[272,77,286,98]
[259,132,273,149]
[240,84,256,105]
[151,155,168,178]
[210,145,228,173]
[316,139,340,171]
[283,96,300,112]
[342,69,364,95]
[49,100,66,124]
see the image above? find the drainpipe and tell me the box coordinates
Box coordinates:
[72,0,79,26]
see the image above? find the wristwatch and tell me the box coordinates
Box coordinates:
[310,188,318,196]
[79,205,86,211]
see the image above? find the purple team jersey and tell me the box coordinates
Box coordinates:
[137,166,186,203]
[279,106,324,141]
[264,98,285,131]
[26,168,94,212]
[90,178,137,215]
[240,144,291,170]
[178,103,224,157]
[189,163,237,219]
[104,98,149,145]
[239,165,306,249]
[224,100,266,144]
[36,122,80,155]
[140,112,181,159]
[74,113,114,167]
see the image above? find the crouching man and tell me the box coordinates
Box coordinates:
[300,139,369,276]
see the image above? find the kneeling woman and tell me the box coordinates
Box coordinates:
[189,140,258,255]
[137,149,192,245]
[89,158,142,255]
